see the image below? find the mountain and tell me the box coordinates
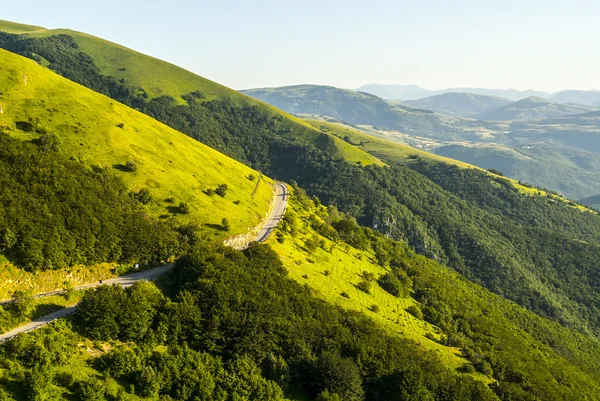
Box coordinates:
[6,19,600,400]
[241,84,499,141]
[356,84,433,100]
[403,92,512,117]
[357,84,550,101]
[550,90,600,106]
[477,96,598,121]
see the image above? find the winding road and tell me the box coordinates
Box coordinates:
[252,182,289,243]
[0,183,289,342]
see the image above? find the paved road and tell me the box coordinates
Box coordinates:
[0,264,174,305]
[253,182,288,243]
[0,183,289,342]
[0,264,173,342]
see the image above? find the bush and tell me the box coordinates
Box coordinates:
[357,280,371,294]
[406,305,423,320]
[125,160,137,172]
[378,272,406,298]
[247,174,256,181]
[205,188,215,196]
[38,133,61,151]
[134,188,152,204]
[221,217,230,231]
[178,202,190,214]
[370,304,380,313]
[215,184,228,197]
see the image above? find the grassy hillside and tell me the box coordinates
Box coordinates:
[434,142,600,200]
[266,188,600,400]
[0,49,273,235]
[403,92,512,118]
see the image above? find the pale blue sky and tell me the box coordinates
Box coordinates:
[3,0,599,92]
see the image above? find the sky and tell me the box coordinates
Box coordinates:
[3,0,600,92]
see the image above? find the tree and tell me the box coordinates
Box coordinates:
[215,184,228,197]
[315,352,364,401]
[125,160,137,172]
[221,217,230,231]
[178,202,190,214]
[134,188,152,204]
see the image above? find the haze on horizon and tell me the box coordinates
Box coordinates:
[3,0,600,93]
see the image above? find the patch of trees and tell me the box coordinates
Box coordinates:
[67,243,495,401]
[0,134,187,270]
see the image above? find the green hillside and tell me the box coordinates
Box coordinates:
[0,49,273,234]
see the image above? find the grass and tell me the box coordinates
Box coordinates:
[0,49,274,238]
[0,19,46,34]
[266,190,489,380]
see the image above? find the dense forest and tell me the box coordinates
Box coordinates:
[3,33,600,343]
[0,133,187,271]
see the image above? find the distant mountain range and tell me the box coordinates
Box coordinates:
[243,83,600,201]
[357,84,600,105]
[476,96,598,121]
[403,92,512,118]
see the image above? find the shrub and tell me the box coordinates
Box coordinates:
[406,305,424,320]
[134,188,152,204]
[205,188,215,196]
[178,202,190,214]
[221,217,230,231]
[125,160,137,172]
[370,304,380,313]
[247,174,256,181]
[38,132,61,151]
[362,271,376,282]
[215,184,228,197]
[357,280,371,294]
[378,272,406,298]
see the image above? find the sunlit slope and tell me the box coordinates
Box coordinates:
[304,118,477,168]
[267,190,600,397]
[0,49,273,235]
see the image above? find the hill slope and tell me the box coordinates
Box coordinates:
[404,92,512,117]
[0,48,274,244]
[477,96,598,121]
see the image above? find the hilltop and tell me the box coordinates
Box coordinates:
[403,92,512,117]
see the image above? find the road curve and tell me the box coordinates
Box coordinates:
[0,182,289,342]
[253,182,288,244]
[0,264,173,342]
